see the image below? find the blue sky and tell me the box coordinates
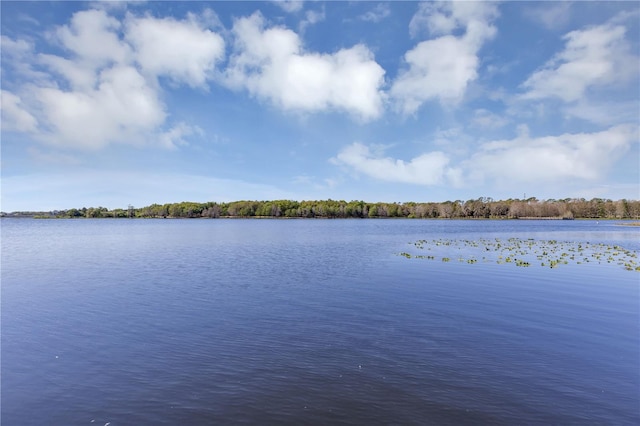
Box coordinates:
[1,1,639,211]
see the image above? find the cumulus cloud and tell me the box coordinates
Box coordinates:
[225,12,385,120]
[332,125,637,191]
[54,9,132,67]
[126,14,225,87]
[522,23,636,102]
[331,142,459,186]
[390,35,483,113]
[3,6,388,152]
[392,1,498,114]
[1,8,225,150]
[468,125,638,183]
[34,65,167,149]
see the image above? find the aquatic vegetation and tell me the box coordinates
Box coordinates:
[401,238,639,271]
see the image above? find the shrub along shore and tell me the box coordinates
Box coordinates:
[5,197,640,220]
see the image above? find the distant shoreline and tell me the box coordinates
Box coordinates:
[3,216,640,224]
[2,198,639,221]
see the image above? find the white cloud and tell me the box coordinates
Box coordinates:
[390,35,482,113]
[359,3,391,23]
[35,65,167,149]
[299,7,325,33]
[38,54,97,90]
[225,12,385,120]
[1,35,32,57]
[158,122,203,149]
[392,1,498,114]
[273,1,304,14]
[1,90,38,133]
[522,23,636,102]
[54,9,131,67]
[331,142,457,186]
[468,125,638,183]
[331,125,638,192]
[126,14,225,88]
[1,36,50,83]
[1,9,227,150]
[409,1,499,38]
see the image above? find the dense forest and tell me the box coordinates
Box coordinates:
[4,197,640,220]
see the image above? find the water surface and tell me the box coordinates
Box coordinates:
[2,219,638,425]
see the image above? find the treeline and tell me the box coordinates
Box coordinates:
[20,197,640,219]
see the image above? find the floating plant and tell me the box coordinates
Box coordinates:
[398,237,639,272]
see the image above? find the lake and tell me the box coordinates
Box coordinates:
[1,218,638,425]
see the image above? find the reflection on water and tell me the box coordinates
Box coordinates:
[2,219,639,425]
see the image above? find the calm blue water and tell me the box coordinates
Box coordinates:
[2,219,639,425]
